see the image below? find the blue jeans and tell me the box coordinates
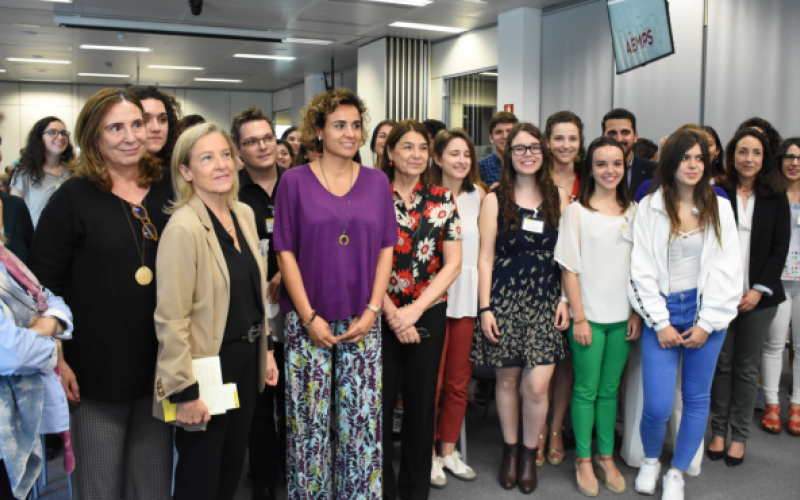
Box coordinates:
[639,288,726,472]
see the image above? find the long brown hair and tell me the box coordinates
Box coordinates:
[577,136,631,211]
[650,130,721,244]
[379,120,432,185]
[430,128,478,194]
[72,88,162,191]
[498,123,560,231]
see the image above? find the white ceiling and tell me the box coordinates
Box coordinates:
[0,0,575,91]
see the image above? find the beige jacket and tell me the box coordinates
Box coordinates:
[152,194,269,420]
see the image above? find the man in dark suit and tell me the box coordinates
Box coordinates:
[602,108,657,197]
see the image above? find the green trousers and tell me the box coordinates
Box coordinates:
[568,320,631,458]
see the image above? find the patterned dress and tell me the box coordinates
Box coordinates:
[471,197,566,367]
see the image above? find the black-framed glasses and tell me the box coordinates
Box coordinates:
[783,154,800,163]
[241,134,275,149]
[43,130,70,139]
[511,144,543,156]
[129,203,159,241]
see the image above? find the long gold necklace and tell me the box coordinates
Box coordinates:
[121,198,153,286]
[319,160,354,246]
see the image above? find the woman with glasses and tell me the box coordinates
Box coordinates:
[471,123,570,494]
[380,120,463,500]
[10,116,74,227]
[761,137,800,436]
[28,88,174,499]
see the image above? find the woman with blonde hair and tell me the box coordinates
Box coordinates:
[154,123,277,500]
[28,88,174,499]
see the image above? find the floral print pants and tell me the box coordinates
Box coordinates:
[284,311,382,500]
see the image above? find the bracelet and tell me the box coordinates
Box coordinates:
[366,303,382,316]
[302,310,317,328]
[478,307,492,315]
[559,296,569,304]
[573,318,587,325]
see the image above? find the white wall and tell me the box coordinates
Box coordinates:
[498,8,542,123]
[358,38,387,167]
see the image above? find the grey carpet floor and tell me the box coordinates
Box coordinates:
[33,366,800,499]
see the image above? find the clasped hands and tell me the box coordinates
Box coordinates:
[656,324,709,349]
[385,304,424,344]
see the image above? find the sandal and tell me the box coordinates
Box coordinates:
[536,427,547,466]
[575,457,598,497]
[547,429,566,466]
[593,455,626,494]
[789,407,800,436]
[761,404,782,434]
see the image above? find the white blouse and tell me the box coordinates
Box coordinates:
[446,187,480,318]
[555,202,637,324]
[737,194,755,294]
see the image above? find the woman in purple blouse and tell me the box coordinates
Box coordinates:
[272,89,396,499]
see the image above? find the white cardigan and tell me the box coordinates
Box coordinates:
[627,188,743,334]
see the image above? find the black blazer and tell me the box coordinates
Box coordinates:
[628,154,658,198]
[725,188,790,309]
[0,191,34,264]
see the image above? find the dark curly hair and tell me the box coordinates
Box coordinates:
[130,86,182,164]
[17,116,75,187]
[723,128,784,197]
[736,117,782,156]
[300,88,369,153]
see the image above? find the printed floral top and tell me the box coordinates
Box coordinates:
[388,180,463,308]
[781,203,800,280]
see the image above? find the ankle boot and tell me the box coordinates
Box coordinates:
[518,446,539,494]
[498,442,519,489]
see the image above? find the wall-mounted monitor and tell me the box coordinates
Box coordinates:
[607,0,675,74]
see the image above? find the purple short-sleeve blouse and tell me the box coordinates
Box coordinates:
[273,164,398,322]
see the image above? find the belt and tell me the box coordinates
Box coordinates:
[242,325,261,343]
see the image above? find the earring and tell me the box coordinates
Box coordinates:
[388,160,394,168]
[318,135,322,141]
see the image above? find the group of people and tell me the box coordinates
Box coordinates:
[0,82,797,500]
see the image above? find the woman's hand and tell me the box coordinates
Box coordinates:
[267,272,282,304]
[387,304,423,333]
[554,302,570,331]
[480,311,501,344]
[339,312,376,344]
[30,316,57,337]
[176,399,211,426]
[681,325,709,349]
[572,321,593,347]
[305,315,337,348]
[737,289,762,313]
[265,351,279,386]
[656,325,684,349]
[394,326,421,345]
[626,313,643,341]
[57,356,80,404]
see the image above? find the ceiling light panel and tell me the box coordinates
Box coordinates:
[282,38,334,45]
[6,58,70,64]
[80,45,152,52]
[19,78,71,82]
[148,65,204,71]
[233,54,296,61]
[367,0,433,5]
[42,0,72,3]
[78,73,131,78]
[389,22,467,33]
[195,78,242,83]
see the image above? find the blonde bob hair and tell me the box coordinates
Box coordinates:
[167,122,239,214]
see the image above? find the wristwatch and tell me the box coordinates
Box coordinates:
[366,303,382,316]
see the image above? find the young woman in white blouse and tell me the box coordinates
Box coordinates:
[628,130,742,500]
[429,128,485,487]
[554,137,640,497]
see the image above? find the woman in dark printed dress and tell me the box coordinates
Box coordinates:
[471,122,570,494]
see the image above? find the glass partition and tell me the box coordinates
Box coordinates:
[443,71,497,160]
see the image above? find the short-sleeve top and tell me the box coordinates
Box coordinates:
[446,187,480,318]
[782,203,800,281]
[554,202,637,323]
[388,180,463,308]
[11,169,70,227]
[273,164,397,322]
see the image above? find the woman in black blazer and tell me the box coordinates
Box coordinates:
[708,128,790,466]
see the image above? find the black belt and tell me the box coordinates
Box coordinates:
[242,325,261,343]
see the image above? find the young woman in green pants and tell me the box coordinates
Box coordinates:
[554,137,642,497]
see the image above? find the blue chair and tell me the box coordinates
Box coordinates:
[31,435,72,499]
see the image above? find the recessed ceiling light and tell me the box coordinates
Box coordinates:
[13,24,41,28]
[367,0,433,6]
[233,54,296,61]
[78,73,131,78]
[0,69,6,73]
[149,65,204,71]
[389,22,467,33]
[195,78,242,83]
[480,72,497,76]
[41,0,72,3]
[80,45,152,52]
[281,38,333,45]
[19,78,71,82]
[6,58,70,64]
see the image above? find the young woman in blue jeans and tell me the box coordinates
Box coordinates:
[627,130,743,500]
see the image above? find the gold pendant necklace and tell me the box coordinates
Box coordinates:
[319,160,354,246]
[121,197,153,286]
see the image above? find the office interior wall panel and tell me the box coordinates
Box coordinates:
[386,38,428,122]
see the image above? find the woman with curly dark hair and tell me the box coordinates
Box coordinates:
[131,85,182,165]
[10,116,74,226]
[736,117,782,157]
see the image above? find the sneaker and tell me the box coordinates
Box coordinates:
[393,407,404,434]
[661,469,684,500]
[441,450,477,481]
[431,457,447,488]
[635,458,661,496]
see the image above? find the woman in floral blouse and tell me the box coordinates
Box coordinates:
[380,119,463,500]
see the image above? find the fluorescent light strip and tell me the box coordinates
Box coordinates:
[149,65,204,71]
[19,78,71,82]
[0,70,6,73]
[389,22,467,33]
[42,0,72,3]
[6,58,70,64]
[80,44,151,52]
[78,73,130,78]
[282,38,333,45]
[367,0,432,5]
[480,72,497,76]
[195,78,241,83]
[233,54,296,61]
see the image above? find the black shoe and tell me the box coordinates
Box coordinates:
[252,486,276,500]
[706,447,725,461]
[725,451,745,467]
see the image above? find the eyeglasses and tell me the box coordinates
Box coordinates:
[783,154,800,163]
[43,130,70,139]
[241,134,275,149]
[511,144,543,156]
[129,203,158,241]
